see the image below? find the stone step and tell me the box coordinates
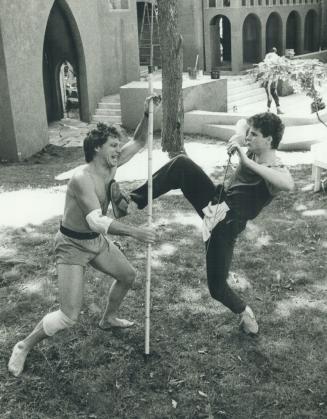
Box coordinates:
[101,95,120,104]
[184,110,319,135]
[92,115,122,124]
[203,124,233,141]
[98,102,121,110]
[228,92,267,110]
[227,82,259,94]
[228,85,265,102]
[227,77,253,88]
[202,123,327,151]
[95,108,121,116]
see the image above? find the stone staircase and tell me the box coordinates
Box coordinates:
[226,75,266,113]
[92,94,121,125]
[184,75,267,143]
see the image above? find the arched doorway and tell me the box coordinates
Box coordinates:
[210,15,232,70]
[266,12,283,54]
[43,0,88,123]
[243,14,261,64]
[286,11,301,54]
[304,10,320,52]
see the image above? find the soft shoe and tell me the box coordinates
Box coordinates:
[109,180,130,218]
[239,306,259,335]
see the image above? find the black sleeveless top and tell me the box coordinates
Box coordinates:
[213,153,275,223]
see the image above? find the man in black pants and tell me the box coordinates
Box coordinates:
[119,112,294,334]
[263,47,284,115]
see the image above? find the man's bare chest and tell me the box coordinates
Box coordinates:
[94,180,111,212]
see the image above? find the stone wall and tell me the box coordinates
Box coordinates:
[178,0,205,72]
[0,0,139,161]
[120,78,227,130]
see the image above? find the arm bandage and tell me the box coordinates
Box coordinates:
[86,209,114,235]
[235,118,249,138]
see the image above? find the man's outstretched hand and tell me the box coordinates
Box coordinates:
[144,94,162,115]
[132,225,157,244]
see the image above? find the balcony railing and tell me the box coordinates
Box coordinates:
[206,0,320,7]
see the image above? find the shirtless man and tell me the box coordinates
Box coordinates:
[8,96,159,377]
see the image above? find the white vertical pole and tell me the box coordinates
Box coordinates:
[145,1,155,356]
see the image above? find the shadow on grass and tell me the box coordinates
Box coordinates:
[0,164,326,418]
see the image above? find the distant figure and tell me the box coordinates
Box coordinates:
[263,47,284,115]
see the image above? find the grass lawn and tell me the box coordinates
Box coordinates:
[0,138,326,419]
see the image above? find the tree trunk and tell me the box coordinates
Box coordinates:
[157,0,184,157]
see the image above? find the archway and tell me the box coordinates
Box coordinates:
[243,14,261,64]
[286,11,301,54]
[210,15,232,70]
[43,0,88,123]
[266,12,283,54]
[304,10,320,52]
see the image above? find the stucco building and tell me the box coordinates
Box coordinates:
[0,0,140,161]
[1,0,326,161]
[136,0,326,73]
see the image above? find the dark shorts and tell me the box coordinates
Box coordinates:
[54,231,112,266]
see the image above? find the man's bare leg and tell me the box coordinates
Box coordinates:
[8,264,84,376]
[90,243,136,329]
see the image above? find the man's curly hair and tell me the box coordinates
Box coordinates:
[83,123,121,163]
[247,112,285,149]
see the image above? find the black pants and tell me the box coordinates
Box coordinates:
[130,155,246,314]
[264,81,280,108]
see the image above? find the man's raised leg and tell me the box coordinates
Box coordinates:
[90,242,136,329]
[130,155,216,218]
[8,265,84,376]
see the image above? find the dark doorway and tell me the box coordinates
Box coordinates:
[266,12,283,54]
[43,0,88,123]
[59,61,79,119]
[286,11,301,54]
[243,14,261,63]
[210,15,232,70]
[304,10,320,52]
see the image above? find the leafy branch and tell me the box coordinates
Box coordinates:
[248,57,327,127]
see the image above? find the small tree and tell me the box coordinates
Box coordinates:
[157,0,185,157]
[249,57,327,126]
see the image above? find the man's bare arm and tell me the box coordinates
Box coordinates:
[244,159,294,191]
[118,113,149,167]
[226,143,294,191]
[71,174,156,243]
[227,119,249,148]
[118,94,161,167]
[108,220,156,243]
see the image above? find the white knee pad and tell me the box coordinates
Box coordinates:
[43,310,76,337]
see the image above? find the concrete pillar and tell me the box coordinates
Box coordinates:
[321,1,327,49]
[204,20,212,72]
[281,18,287,56]
[0,31,18,161]
[261,22,267,59]
[231,19,242,73]
[299,14,305,54]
